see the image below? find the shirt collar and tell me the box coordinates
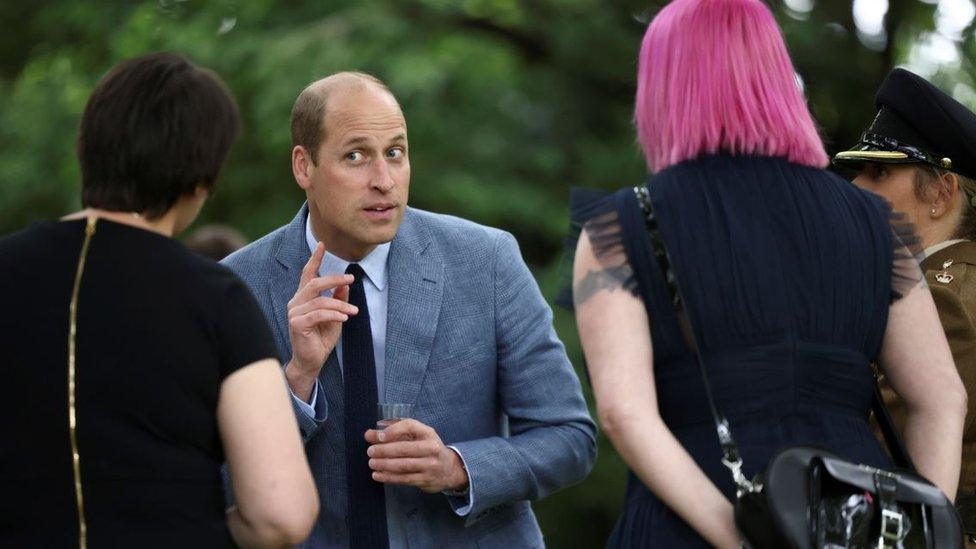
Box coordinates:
[304,214,391,291]
[923,238,969,260]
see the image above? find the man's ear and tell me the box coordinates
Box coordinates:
[292,146,314,190]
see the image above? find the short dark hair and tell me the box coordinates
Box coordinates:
[77,52,240,219]
[290,72,391,165]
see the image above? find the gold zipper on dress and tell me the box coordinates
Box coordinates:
[68,216,97,549]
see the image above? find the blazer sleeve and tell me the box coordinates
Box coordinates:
[291,383,328,443]
[449,231,597,522]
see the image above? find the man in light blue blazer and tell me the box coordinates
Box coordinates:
[222,72,596,548]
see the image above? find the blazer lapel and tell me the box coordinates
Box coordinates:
[269,202,346,416]
[384,209,444,406]
[270,203,311,360]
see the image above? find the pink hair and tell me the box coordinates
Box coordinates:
[635,0,828,172]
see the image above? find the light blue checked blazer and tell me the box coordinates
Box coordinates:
[222,204,596,548]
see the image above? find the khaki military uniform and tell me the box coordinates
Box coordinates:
[879,240,976,536]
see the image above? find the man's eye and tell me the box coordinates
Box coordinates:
[386,148,405,159]
[346,151,364,162]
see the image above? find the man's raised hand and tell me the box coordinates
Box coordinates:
[284,242,358,402]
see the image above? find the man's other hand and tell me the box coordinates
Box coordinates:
[365,419,469,494]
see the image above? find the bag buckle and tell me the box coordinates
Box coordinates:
[874,469,905,549]
[721,455,761,497]
[877,508,904,548]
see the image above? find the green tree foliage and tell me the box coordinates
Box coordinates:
[2,1,973,546]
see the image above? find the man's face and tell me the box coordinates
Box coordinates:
[853,162,928,224]
[303,86,410,260]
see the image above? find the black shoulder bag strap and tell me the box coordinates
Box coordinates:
[632,186,917,493]
[872,385,916,472]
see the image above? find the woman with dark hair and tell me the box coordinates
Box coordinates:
[570,0,966,546]
[0,52,320,547]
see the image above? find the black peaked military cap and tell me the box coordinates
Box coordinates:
[833,68,976,181]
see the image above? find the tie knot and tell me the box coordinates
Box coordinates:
[345,263,366,279]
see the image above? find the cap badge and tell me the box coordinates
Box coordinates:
[941,157,952,169]
[936,259,954,284]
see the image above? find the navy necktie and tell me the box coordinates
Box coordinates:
[343,264,388,549]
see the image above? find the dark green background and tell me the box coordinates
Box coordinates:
[3,1,973,546]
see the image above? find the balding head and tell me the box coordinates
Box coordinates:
[290,72,399,164]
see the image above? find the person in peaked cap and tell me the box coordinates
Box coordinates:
[835,67,976,539]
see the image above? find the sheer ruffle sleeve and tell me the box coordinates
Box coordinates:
[887,206,927,302]
[557,187,639,309]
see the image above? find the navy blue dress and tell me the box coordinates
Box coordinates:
[569,155,922,547]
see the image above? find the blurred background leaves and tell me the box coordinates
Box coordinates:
[2,0,974,546]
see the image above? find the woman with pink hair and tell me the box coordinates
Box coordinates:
[569,0,965,546]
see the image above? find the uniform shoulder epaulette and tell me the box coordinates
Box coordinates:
[928,258,970,289]
[937,259,957,284]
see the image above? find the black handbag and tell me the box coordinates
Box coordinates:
[633,186,963,549]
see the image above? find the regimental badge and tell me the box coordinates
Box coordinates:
[936,259,955,284]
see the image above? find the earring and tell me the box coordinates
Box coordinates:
[931,208,937,217]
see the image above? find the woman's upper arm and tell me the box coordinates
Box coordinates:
[573,228,659,422]
[218,359,317,527]
[880,283,962,410]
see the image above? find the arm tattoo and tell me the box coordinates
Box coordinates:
[573,264,631,307]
